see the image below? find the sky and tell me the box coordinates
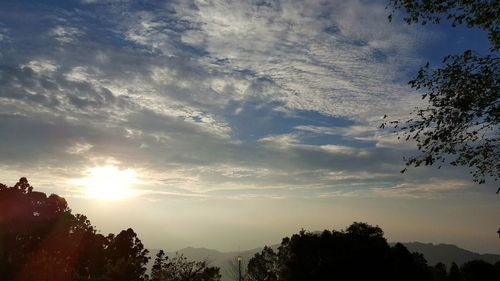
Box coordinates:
[0,0,498,254]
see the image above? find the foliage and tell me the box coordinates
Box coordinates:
[449,262,463,281]
[151,250,169,281]
[105,228,150,281]
[150,251,221,281]
[0,177,223,281]
[246,222,500,281]
[460,260,497,281]
[387,0,499,50]
[431,262,448,281]
[245,247,277,281]
[246,222,431,281]
[384,0,499,186]
[384,51,499,184]
[0,178,151,281]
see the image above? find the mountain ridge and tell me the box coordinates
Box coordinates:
[398,241,500,266]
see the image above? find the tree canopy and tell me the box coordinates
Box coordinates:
[0,178,221,281]
[0,177,151,281]
[384,0,499,186]
[150,250,221,281]
[387,0,499,50]
[246,222,431,281]
[245,222,500,281]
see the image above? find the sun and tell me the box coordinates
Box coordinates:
[73,165,139,200]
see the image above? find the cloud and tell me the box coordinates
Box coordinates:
[166,0,429,121]
[0,27,9,43]
[66,142,94,154]
[49,26,84,44]
[371,179,472,199]
[22,59,58,74]
[0,0,493,202]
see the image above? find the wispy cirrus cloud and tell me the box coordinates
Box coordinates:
[0,1,494,207]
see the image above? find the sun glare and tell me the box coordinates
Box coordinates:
[74,165,139,200]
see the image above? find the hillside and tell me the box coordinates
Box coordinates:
[401,242,500,267]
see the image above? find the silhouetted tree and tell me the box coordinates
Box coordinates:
[494,261,500,280]
[104,228,150,281]
[431,262,448,281]
[390,243,431,281]
[449,262,463,281]
[246,247,277,281]
[387,1,499,49]
[247,222,432,281]
[0,178,150,281]
[151,250,169,281]
[150,252,221,281]
[0,177,75,281]
[460,260,497,281]
[384,0,499,185]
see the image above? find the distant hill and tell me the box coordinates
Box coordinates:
[399,242,500,267]
[148,243,500,281]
